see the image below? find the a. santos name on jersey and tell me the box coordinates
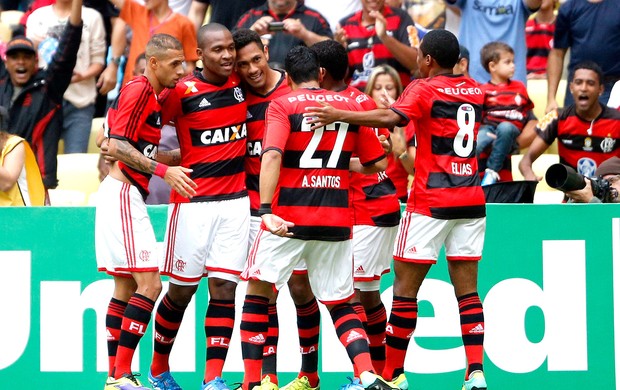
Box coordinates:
[200,124,247,145]
[302,174,341,188]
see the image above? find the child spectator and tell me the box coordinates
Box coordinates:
[525,0,556,79]
[478,41,536,185]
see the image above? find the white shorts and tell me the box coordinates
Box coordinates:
[95,176,159,276]
[243,231,354,305]
[249,215,262,250]
[161,197,250,285]
[394,211,486,264]
[353,225,398,291]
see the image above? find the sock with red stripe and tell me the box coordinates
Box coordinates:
[366,303,387,375]
[150,293,187,376]
[458,292,485,376]
[330,303,374,376]
[261,303,279,384]
[382,296,417,381]
[106,298,127,377]
[114,293,155,378]
[240,295,269,390]
[351,301,368,328]
[204,299,235,382]
[296,298,321,387]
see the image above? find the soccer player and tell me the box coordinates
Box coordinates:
[305,29,488,390]
[311,39,400,376]
[238,45,396,390]
[96,33,195,390]
[148,24,249,390]
[232,28,322,390]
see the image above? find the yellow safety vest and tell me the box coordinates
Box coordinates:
[0,135,45,206]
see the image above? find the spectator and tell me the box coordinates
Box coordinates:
[0,0,82,191]
[401,0,447,30]
[608,80,620,110]
[453,44,470,78]
[520,61,620,181]
[235,0,332,69]
[566,156,620,203]
[546,0,620,112]
[446,0,541,84]
[525,0,556,79]
[0,130,45,206]
[188,0,264,31]
[304,0,361,33]
[101,0,198,92]
[27,0,106,154]
[477,41,536,185]
[365,64,413,201]
[336,0,419,91]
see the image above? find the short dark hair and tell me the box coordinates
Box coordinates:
[572,61,604,84]
[135,52,146,66]
[480,41,514,73]
[232,28,264,52]
[310,39,348,82]
[145,34,183,59]
[285,46,320,84]
[419,29,460,69]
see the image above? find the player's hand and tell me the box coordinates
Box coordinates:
[370,10,387,39]
[304,101,341,129]
[164,166,197,199]
[99,138,118,164]
[262,214,295,237]
[250,16,274,35]
[378,133,391,154]
[334,25,348,48]
[97,65,118,95]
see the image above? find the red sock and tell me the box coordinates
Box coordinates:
[204,299,235,382]
[330,304,373,376]
[114,294,154,378]
[382,296,417,381]
[240,295,269,390]
[296,298,320,387]
[261,303,279,384]
[105,298,127,377]
[458,292,484,376]
[151,294,187,376]
[366,303,387,375]
[351,301,368,327]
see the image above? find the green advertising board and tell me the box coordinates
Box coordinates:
[0,204,619,389]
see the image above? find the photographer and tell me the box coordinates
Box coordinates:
[565,157,620,203]
[234,0,332,69]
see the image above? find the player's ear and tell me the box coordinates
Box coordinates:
[318,67,326,83]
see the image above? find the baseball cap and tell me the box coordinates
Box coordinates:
[5,36,36,56]
[595,156,620,177]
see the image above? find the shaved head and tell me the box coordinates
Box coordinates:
[145,33,183,60]
[198,23,230,49]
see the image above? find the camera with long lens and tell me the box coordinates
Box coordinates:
[545,163,614,203]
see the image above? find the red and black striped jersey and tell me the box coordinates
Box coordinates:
[245,70,291,216]
[105,75,162,200]
[339,6,414,91]
[481,80,535,130]
[342,85,400,227]
[392,74,486,219]
[161,70,248,203]
[263,87,386,241]
[536,104,620,176]
[525,18,555,75]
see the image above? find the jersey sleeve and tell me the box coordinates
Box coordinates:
[109,81,150,142]
[263,98,291,155]
[356,125,387,166]
[391,81,425,126]
[535,109,559,145]
[159,86,181,125]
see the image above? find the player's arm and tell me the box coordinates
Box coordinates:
[518,135,549,181]
[305,102,402,129]
[259,149,294,237]
[156,149,182,166]
[546,48,567,113]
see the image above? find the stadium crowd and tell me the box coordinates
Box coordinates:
[0,0,619,389]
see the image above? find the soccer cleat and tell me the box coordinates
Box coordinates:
[280,376,320,390]
[251,376,279,389]
[390,374,408,390]
[481,169,500,186]
[338,377,364,390]
[462,370,487,390]
[359,371,399,390]
[202,377,232,390]
[148,370,182,390]
[105,373,150,389]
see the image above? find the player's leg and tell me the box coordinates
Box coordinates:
[261,294,279,385]
[105,276,136,378]
[446,218,486,390]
